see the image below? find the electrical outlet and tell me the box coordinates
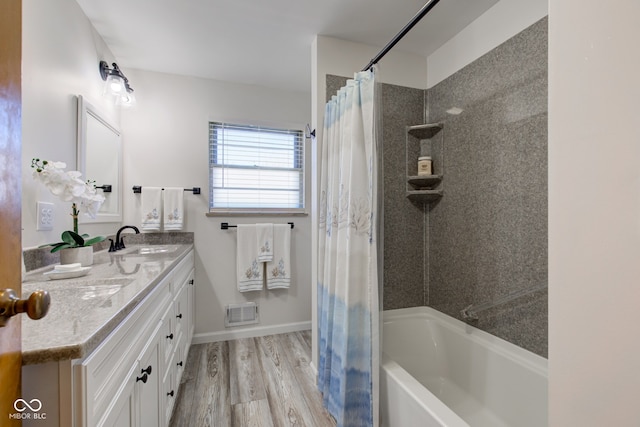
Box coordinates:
[37,202,54,231]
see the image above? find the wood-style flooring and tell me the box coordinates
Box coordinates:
[169,331,337,427]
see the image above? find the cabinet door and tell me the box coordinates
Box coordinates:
[160,303,175,374]
[161,353,176,427]
[99,362,138,427]
[136,323,162,427]
[174,282,189,344]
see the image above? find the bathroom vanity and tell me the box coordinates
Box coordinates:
[21,243,195,427]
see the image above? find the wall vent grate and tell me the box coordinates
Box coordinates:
[225,302,259,327]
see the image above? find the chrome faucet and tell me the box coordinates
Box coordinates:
[109,225,140,252]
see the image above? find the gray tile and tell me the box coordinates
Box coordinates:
[381,83,427,309]
[427,17,548,357]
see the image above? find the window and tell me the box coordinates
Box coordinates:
[209,122,305,213]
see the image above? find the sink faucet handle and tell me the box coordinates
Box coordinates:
[108,239,116,253]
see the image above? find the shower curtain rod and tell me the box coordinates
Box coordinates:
[361,0,441,72]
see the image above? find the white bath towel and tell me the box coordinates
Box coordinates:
[256,223,273,262]
[164,187,184,231]
[237,225,263,292]
[266,224,291,289]
[141,187,162,231]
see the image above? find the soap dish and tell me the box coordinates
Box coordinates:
[53,263,82,272]
[44,267,91,280]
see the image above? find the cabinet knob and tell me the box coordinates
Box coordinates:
[177,361,183,367]
[0,289,50,327]
[141,365,152,375]
[136,373,148,383]
[166,333,174,340]
[188,279,194,285]
[176,313,182,319]
[167,390,174,397]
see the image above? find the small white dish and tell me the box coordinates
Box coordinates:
[54,263,82,272]
[44,267,91,280]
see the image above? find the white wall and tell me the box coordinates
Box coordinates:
[120,69,312,341]
[22,0,120,248]
[548,0,640,425]
[22,0,313,340]
[426,0,548,88]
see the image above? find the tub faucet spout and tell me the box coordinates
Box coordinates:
[461,304,479,322]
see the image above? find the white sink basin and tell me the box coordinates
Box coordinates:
[130,245,180,255]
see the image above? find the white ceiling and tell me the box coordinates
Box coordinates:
[74,0,499,93]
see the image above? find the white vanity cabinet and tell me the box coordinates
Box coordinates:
[23,249,195,427]
[99,322,162,427]
[160,267,194,426]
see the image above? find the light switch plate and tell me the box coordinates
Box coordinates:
[37,202,54,231]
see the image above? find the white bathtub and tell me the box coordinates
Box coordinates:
[380,306,547,427]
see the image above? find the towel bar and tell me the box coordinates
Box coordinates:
[221,222,294,230]
[132,186,200,194]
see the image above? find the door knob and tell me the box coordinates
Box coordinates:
[0,289,51,327]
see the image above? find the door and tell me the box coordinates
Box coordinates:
[0,0,23,425]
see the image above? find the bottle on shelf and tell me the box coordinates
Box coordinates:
[417,156,432,176]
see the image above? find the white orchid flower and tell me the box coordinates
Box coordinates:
[31,158,105,218]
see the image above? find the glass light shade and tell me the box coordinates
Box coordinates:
[103,74,125,96]
[116,90,136,107]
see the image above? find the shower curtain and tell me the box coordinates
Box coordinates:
[317,69,379,427]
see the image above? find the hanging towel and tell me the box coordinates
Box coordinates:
[266,224,291,289]
[164,187,184,231]
[141,187,162,231]
[256,223,274,262]
[237,225,263,292]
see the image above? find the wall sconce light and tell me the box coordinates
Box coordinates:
[99,61,136,106]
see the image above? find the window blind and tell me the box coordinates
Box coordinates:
[209,122,305,213]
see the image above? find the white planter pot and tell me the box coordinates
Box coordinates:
[59,246,93,266]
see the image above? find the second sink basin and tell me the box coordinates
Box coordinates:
[129,245,180,255]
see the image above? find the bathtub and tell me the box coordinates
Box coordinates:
[380,306,547,427]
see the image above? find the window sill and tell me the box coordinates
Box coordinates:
[206,210,308,217]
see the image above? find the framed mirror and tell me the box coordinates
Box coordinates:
[77,95,122,223]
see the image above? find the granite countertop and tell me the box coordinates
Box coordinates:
[21,243,193,365]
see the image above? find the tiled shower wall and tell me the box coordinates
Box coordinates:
[325,15,547,357]
[427,17,548,357]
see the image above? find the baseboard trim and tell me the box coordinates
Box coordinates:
[192,320,312,344]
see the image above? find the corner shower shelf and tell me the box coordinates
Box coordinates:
[407,174,442,190]
[406,123,444,203]
[406,189,443,203]
[407,123,443,139]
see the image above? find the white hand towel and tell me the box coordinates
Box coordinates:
[164,187,184,231]
[237,225,263,292]
[141,187,162,231]
[266,224,291,289]
[256,223,273,262]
